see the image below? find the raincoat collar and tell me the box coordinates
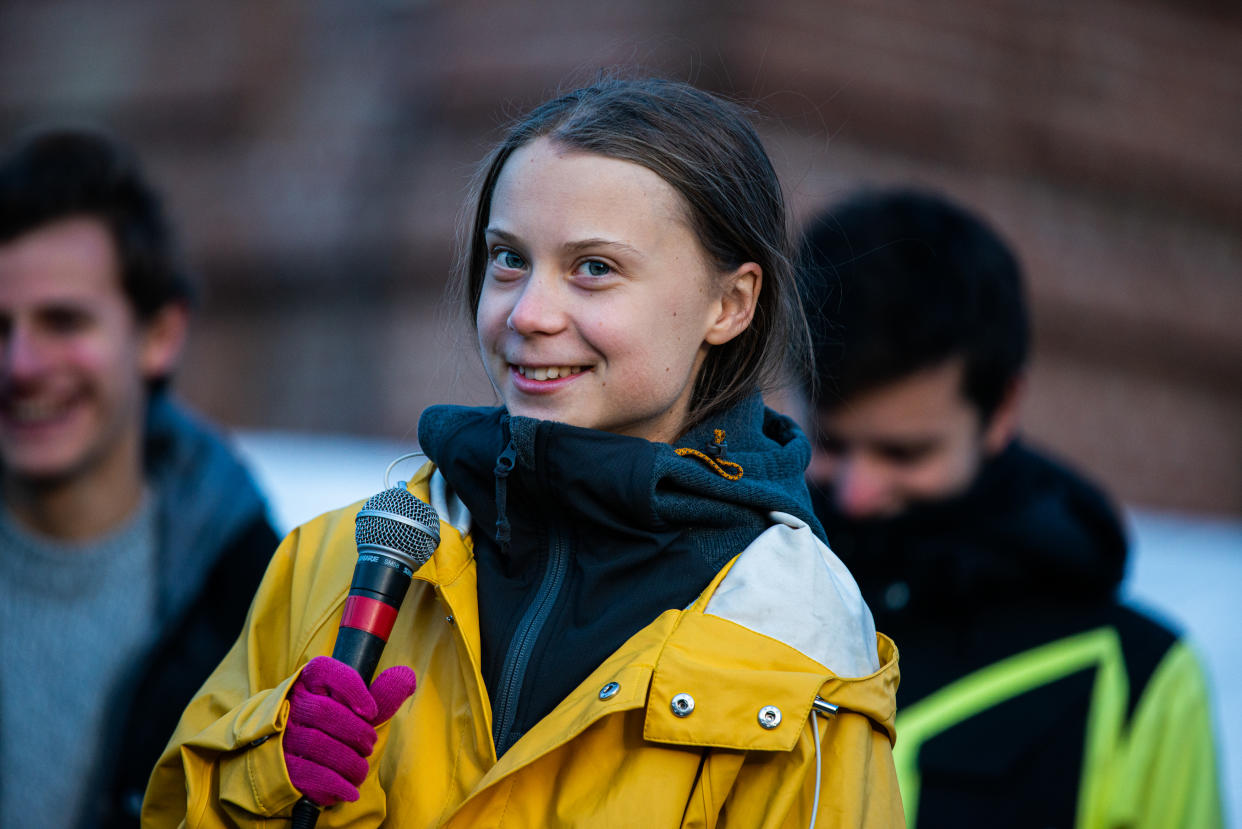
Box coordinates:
[417,392,825,568]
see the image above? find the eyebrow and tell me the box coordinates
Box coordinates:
[817,426,941,454]
[563,238,645,260]
[485,227,645,261]
[871,437,942,456]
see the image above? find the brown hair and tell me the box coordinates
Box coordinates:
[458,77,810,434]
[0,127,193,321]
[0,127,193,393]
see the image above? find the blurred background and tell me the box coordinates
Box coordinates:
[1,0,1238,820]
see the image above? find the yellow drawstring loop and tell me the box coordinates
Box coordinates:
[675,428,744,481]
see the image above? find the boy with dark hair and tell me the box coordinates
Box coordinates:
[0,127,278,828]
[800,187,1222,828]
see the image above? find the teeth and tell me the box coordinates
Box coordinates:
[7,400,61,423]
[517,365,582,381]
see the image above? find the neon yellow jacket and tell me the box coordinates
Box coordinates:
[143,465,903,828]
[893,628,1223,829]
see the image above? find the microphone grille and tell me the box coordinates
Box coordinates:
[355,487,441,567]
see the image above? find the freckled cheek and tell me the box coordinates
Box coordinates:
[577,314,628,356]
[476,301,509,350]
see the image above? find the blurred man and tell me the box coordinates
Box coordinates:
[0,128,278,828]
[800,188,1222,828]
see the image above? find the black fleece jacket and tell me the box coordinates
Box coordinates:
[419,394,821,756]
[812,439,1181,828]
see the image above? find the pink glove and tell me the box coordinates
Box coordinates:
[282,655,417,807]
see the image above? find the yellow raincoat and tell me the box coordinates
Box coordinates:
[143,464,904,827]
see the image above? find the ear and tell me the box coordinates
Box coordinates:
[704,262,762,346]
[982,375,1025,455]
[139,303,189,381]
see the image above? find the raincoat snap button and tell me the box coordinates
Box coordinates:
[758,705,782,729]
[599,681,620,700]
[671,693,695,717]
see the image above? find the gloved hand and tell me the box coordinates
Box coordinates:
[282,655,417,807]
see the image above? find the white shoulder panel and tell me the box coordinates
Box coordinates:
[704,511,881,677]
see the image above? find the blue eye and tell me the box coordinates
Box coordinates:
[583,260,610,277]
[494,249,526,270]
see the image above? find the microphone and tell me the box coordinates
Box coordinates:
[291,486,440,829]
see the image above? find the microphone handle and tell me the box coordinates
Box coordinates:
[290,557,414,829]
[330,626,388,684]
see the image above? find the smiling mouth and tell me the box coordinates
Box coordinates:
[2,399,69,425]
[514,365,588,381]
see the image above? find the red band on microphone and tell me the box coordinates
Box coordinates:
[340,595,398,640]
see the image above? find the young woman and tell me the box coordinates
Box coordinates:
[143,78,903,828]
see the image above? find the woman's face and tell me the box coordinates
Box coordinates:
[476,137,751,444]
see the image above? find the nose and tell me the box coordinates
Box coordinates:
[806,445,835,485]
[506,270,568,336]
[0,322,47,382]
[835,454,893,519]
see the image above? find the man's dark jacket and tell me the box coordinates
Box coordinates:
[812,440,1221,828]
[95,395,278,827]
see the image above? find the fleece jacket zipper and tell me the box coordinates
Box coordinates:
[490,425,570,757]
